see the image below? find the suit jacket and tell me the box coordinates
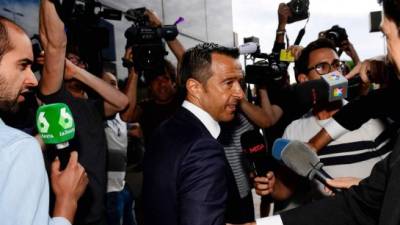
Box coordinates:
[143,107,229,225]
[281,133,400,225]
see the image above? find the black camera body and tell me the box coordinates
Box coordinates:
[287,0,310,24]
[124,7,178,84]
[319,25,348,47]
[245,53,288,86]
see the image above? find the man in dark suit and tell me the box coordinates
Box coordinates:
[254,0,400,225]
[143,43,244,225]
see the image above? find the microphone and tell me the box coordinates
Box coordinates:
[278,140,341,193]
[293,71,348,106]
[238,42,259,55]
[36,103,75,169]
[271,138,290,160]
[241,129,270,176]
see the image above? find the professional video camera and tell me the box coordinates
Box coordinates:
[124,7,179,84]
[50,0,122,23]
[287,0,310,24]
[242,37,289,86]
[319,25,348,47]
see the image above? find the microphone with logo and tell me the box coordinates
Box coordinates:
[36,103,75,170]
[272,139,341,193]
[241,130,271,177]
[293,71,348,107]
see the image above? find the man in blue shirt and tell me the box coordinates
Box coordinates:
[0,0,88,224]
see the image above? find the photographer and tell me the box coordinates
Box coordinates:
[120,9,184,146]
[319,25,360,66]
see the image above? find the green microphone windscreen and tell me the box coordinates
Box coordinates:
[36,103,75,146]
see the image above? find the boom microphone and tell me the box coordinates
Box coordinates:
[241,129,270,176]
[278,140,342,193]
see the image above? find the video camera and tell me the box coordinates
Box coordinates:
[319,25,348,48]
[287,0,310,24]
[124,7,178,84]
[50,0,122,23]
[242,37,289,87]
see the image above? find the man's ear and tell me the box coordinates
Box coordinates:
[186,78,203,101]
[297,74,308,83]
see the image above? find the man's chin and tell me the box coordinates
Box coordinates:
[0,100,20,113]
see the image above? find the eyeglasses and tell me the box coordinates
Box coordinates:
[307,59,344,75]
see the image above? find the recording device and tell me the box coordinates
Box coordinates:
[124,7,179,84]
[273,140,341,193]
[293,71,348,106]
[243,37,289,86]
[241,130,270,176]
[36,103,76,169]
[319,25,348,48]
[286,0,310,24]
[272,138,290,160]
[50,0,122,23]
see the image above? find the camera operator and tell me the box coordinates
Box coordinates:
[319,25,361,71]
[120,9,185,146]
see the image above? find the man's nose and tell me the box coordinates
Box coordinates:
[26,69,38,87]
[233,82,244,100]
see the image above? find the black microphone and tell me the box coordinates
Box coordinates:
[241,130,270,176]
[293,72,348,107]
[280,140,342,193]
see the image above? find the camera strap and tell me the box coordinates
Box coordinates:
[293,16,310,46]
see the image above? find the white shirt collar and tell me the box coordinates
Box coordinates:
[182,100,220,139]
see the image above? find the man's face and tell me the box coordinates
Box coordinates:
[102,72,118,89]
[149,74,176,104]
[0,27,37,112]
[303,48,341,82]
[381,15,400,71]
[196,53,244,122]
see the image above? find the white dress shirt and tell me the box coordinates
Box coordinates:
[182,100,220,139]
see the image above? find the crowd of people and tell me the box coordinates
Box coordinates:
[1,0,400,225]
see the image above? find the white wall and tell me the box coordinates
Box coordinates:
[102,0,235,79]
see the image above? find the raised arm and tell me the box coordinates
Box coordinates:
[39,0,66,95]
[145,9,185,62]
[64,59,128,117]
[240,87,283,128]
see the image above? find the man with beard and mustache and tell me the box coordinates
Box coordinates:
[0,1,88,224]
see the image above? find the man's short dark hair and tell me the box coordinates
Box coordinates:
[295,38,337,80]
[0,16,16,62]
[379,0,400,27]
[179,43,239,87]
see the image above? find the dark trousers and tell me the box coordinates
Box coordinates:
[106,185,136,225]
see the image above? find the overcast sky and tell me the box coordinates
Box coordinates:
[232,0,385,61]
